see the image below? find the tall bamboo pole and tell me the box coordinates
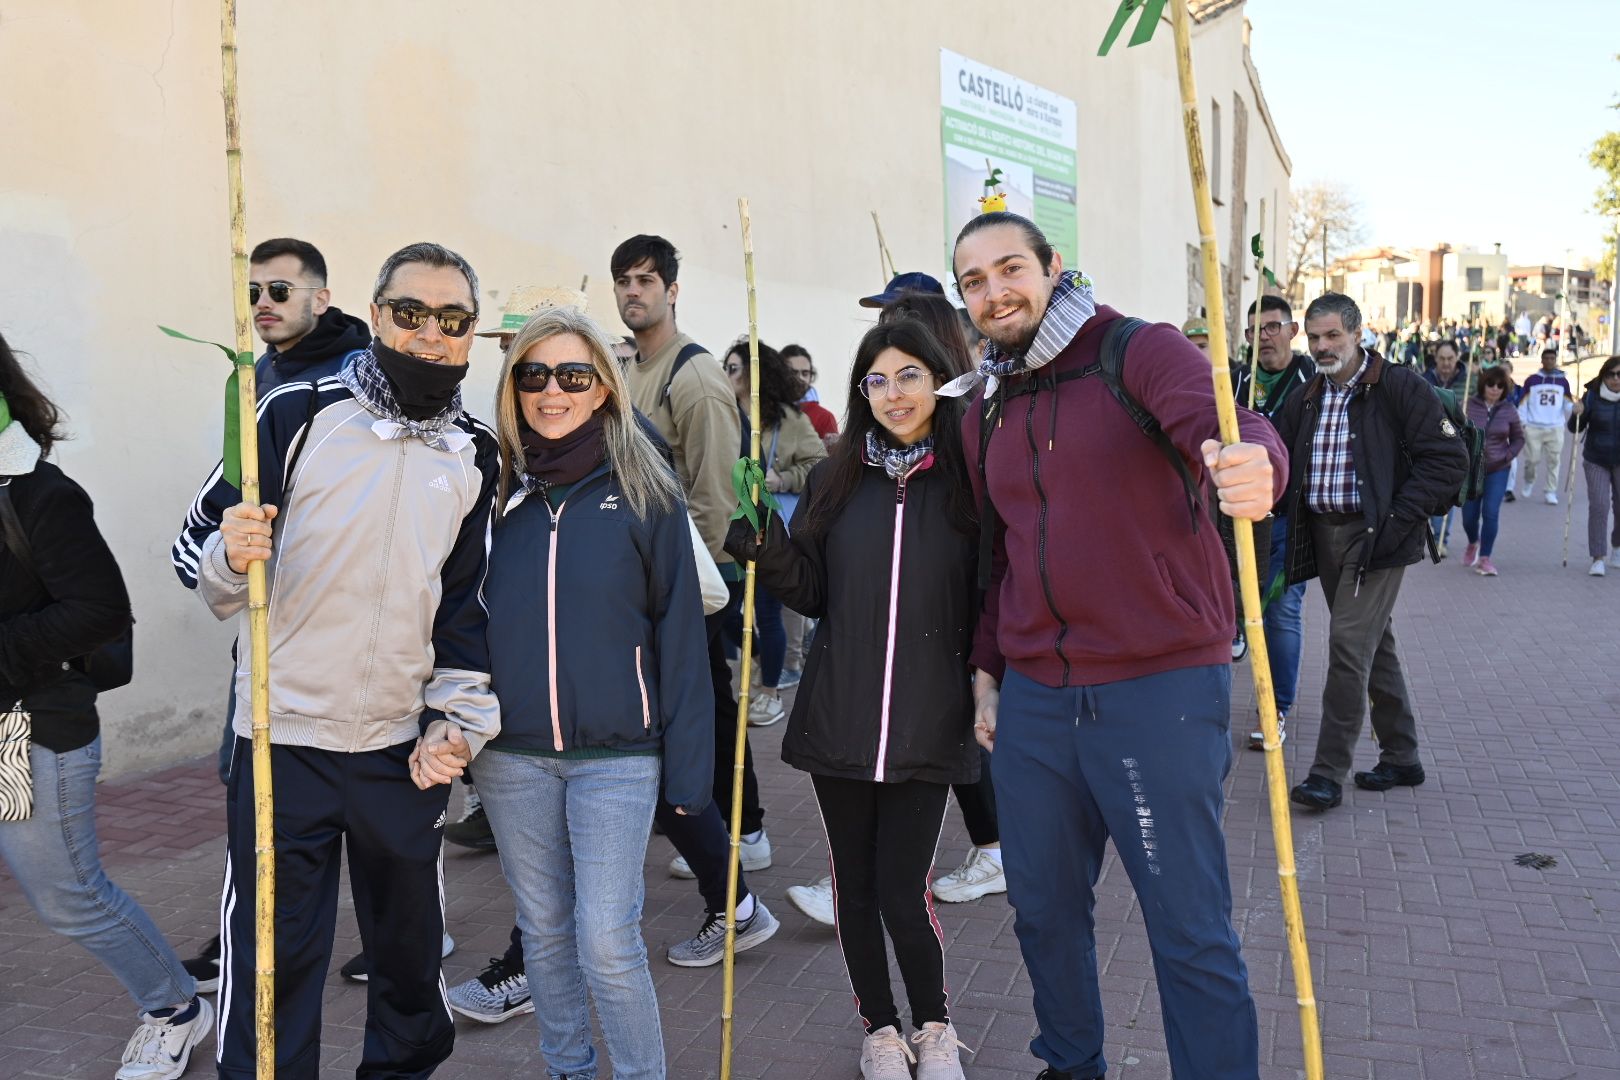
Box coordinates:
[1561,351,1586,566]
[719,197,764,1080]
[220,4,275,1075]
[1167,5,1323,1077]
[1247,198,1267,409]
[871,211,898,284]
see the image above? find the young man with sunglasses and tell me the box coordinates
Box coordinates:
[173,242,501,1079]
[612,234,782,968]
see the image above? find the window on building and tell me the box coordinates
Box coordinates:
[1466,267,1484,291]
[1210,99,1222,204]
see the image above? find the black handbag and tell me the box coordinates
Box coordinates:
[0,478,134,693]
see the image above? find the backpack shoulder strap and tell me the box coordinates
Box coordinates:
[1095,318,1203,531]
[0,479,37,579]
[282,381,324,494]
[661,342,711,403]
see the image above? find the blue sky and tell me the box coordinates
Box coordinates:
[1246,0,1619,268]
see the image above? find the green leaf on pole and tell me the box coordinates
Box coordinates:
[729,457,783,532]
[160,325,254,489]
[1262,267,1279,288]
[0,393,11,436]
[1099,0,1167,55]
[1251,232,1265,260]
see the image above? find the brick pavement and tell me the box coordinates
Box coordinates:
[2,480,1617,1079]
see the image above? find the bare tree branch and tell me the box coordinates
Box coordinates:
[1286,180,1367,300]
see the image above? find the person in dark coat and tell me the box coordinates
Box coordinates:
[0,332,213,1079]
[727,319,979,1080]
[1572,354,1620,575]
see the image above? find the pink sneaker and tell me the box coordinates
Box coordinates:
[1475,557,1499,576]
[1461,543,1479,568]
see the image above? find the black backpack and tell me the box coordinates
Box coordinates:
[975,317,1204,588]
[0,478,134,693]
[661,342,751,457]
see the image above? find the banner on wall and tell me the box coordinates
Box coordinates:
[939,48,1078,281]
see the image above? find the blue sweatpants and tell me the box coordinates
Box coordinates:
[993,665,1259,1080]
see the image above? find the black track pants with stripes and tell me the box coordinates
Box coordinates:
[217,738,453,1079]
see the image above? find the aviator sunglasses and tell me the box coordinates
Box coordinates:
[249,280,320,305]
[512,362,599,394]
[378,299,477,338]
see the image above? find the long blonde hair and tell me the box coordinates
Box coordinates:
[493,307,681,520]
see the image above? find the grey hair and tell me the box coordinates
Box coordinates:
[372,242,480,314]
[492,306,682,521]
[1304,292,1362,336]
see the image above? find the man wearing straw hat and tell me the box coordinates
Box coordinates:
[174,241,502,1078]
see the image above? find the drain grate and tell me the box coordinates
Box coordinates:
[1513,852,1558,870]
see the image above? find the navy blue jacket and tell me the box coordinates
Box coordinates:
[484,463,714,814]
[1572,382,1620,468]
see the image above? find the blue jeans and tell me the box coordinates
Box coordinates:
[754,587,785,689]
[476,750,666,1080]
[1262,514,1306,717]
[0,737,195,1013]
[1429,508,1455,548]
[1462,469,1511,557]
[993,667,1258,1079]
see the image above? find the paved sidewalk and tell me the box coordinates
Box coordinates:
[2,484,1617,1079]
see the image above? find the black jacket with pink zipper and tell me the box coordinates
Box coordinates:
[753,457,979,787]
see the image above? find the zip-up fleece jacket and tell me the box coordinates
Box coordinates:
[483,465,714,814]
[1272,351,1469,587]
[964,306,1288,689]
[1465,396,1524,474]
[172,376,502,757]
[625,333,741,566]
[1572,380,1620,468]
[754,458,978,787]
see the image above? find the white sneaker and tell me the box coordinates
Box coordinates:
[1520,488,1533,500]
[1592,559,1608,577]
[116,996,214,1080]
[747,693,785,727]
[859,1025,916,1080]
[1610,550,1620,569]
[911,1021,972,1080]
[930,846,1006,903]
[670,829,773,878]
[1545,490,1559,505]
[785,876,835,926]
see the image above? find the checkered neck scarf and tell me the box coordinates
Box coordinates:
[338,348,466,452]
[1305,351,1370,514]
[863,431,935,480]
[936,270,1097,399]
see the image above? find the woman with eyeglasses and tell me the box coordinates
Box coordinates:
[726,319,978,1080]
[1571,355,1620,576]
[475,307,712,1080]
[722,340,827,727]
[1457,366,1525,576]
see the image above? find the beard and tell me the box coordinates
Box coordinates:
[618,301,663,332]
[977,301,1042,354]
[257,302,316,347]
[1314,346,1359,377]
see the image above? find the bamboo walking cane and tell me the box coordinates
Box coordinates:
[220,4,276,1074]
[718,196,765,1080]
[871,210,898,284]
[1162,4,1324,1076]
[1561,355,1586,566]
[1247,198,1268,410]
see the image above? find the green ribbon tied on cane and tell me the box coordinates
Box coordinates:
[1098,0,1167,55]
[729,457,784,533]
[159,325,255,489]
[1250,233,1280,288]
[0,392,12,436]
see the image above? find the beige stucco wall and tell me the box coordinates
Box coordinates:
[1,1,1289,776]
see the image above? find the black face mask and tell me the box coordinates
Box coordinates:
[371,336,468,421]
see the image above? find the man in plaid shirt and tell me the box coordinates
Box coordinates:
[1271,294,1468,812]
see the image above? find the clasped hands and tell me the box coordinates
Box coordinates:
[410,720,470,790]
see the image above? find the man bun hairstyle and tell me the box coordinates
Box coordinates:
[951,211,1055,280]
[250,237,328,284]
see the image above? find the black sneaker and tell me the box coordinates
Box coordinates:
[447,951,533,1024]
[1289,774,1342,810]
[339,952,368,983]
[181,934,221,994]
[1231,628,1248,662]
[1353,761,1425,791]
[445,790,497,851]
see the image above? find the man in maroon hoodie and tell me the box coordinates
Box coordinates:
[952,213,1286,1080]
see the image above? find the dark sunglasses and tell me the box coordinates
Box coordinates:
[379,299,477,338]
[249,281,319,304]
[512,362,598,394]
